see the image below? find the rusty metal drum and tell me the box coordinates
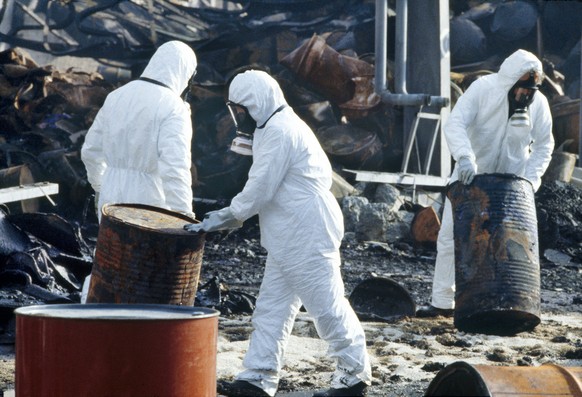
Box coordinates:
[87,203,204,305]
[280,34,375,105]
[447,174,541,335]
[15,304,219,397]
[425,361,582,396]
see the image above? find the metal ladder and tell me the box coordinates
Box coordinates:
[401,105,442,175]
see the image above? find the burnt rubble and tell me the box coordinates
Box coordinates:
[0,0,580,343]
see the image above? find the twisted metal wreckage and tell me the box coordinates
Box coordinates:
[0,0,580,338]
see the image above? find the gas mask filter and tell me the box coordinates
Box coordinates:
[509,108,530,127]
[227,101,256,156]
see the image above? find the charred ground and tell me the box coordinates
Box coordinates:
[196,179,582,396]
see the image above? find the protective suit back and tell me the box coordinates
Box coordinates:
[81,41,197,219]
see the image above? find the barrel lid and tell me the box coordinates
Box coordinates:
[14,304,219,320]
[102,203,197,233]
[348,277,416,322]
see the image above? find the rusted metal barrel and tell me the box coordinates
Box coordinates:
[87,203,204,305]
[425,361,582,396]
[542,151,577,183]
[15,304,219,397]
[348,277,416,322]
[280,34,375,104]
[447,174,540,335]
[551,99,580,153]
[316,124,384,170]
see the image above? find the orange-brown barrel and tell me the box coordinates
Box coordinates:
[447,174,540,335]
[15,304,219,397]
[316,124,384,170]
[280,34,375,105]
[425,361,582,396]
[87,203,204,305]
[550,98,580,153]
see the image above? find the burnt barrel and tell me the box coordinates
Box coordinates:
[426,361,582,396]
[447,173,540,335]
[87,203,204,305]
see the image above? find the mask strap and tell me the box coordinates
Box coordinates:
[257,105,287,129]
[138,77,171,90]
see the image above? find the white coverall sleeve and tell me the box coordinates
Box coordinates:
[230,130,290,221]
[81,108,107,192]
[524,98,554,191]
[157,105,194,213]
[444,82,482,162]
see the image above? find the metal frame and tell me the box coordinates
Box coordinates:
[0,182,59,206]
[356,0,451,189]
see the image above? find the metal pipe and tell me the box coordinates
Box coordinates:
[395,0,408,94]
[381,92,449,108]
[374,0,387,94]
[374,0,449,108]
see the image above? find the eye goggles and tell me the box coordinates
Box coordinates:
[226,101,252,130]
[515,71,541,90]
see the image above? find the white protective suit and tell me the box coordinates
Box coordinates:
[226,71,371,396]
[431,49,554,309]
[81,40,196,218]
[80,40,196,303]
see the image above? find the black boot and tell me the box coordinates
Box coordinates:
[312,381,368,396]
[217,379,271,397]
[415,305,454,318]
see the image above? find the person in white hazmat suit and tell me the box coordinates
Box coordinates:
[416,49,554,318]
[184,70,371,397]
[80,40,197,302]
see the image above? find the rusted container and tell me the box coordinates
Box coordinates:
[280,34,375,104]
[542,151,577,183]
[551,99,580,153]
[425,361,582,396]
[15,304,219,397]
[0,164,39,213]
[316,124,384,170]
[87,203,204,305]
[338,76,382,119]
[348,277,416,322]
[447,174,540,335]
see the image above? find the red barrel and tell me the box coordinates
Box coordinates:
[15,304,219,397]
[87,203,205,305]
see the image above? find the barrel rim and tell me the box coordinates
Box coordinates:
[446,172,533,194]
[425,360,491,396]
[14,303,220,320]
[101,203,201,235]
[348,276,416,320]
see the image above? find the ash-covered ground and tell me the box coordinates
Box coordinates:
[199,180,582,396]
[0,180,580,396]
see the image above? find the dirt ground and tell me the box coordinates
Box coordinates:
[203,218,582,396]
[0,184,581,396]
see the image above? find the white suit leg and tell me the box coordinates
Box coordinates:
[237,255,302,397]
[294,257,371,388]
[431,198,455,309]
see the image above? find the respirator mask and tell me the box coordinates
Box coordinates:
[227,101,256,156]
[508,71,540,127]
[181,70,197,103]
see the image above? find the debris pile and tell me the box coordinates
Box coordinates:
[0,0,580,346]
[0,1,580,394]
